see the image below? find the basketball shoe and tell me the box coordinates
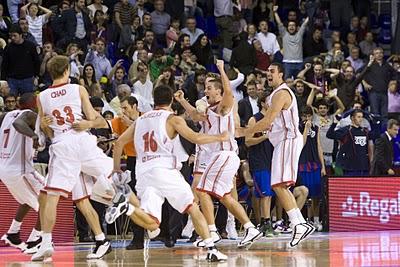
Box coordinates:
[289,222,315,248]
[1,232,27,251]
[86,239,112,259]
[206,247,228,262]
[237,227,263,248]
[193,231,221,248]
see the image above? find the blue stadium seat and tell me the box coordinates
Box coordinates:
[378,14,391,30]
[195,15,206,32]
[370,13,379,29]
[205,16,219,40]
[378,28,392,44]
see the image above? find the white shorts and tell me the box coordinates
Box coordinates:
[71,173,95,202]
[1,171,46,212]
[45,132,113,198]
[136,168,194,224]
[271,137,303,187]
[193,147,207,175]
[197,151,240,199]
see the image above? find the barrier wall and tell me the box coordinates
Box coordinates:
[329,177,400,232]
[0,183,75,246]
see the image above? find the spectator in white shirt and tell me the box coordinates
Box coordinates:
[20,2,52,47]
[132,62,154,109]
[256,20,280,59]
[181,16,204,45]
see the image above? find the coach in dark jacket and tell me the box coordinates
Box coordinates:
[54,0,92,50]
[370,119,399,175]
[238,80,259,126]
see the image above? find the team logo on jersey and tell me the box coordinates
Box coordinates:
[308,129,316,138]
[354,136,367,146]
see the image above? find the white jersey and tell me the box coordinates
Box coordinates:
[0,110,35,177]
[267,83,302,147]
[134,109,179,175]
[39,83,83,142]
[199,104,238,154]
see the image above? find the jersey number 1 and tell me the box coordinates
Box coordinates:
[142,131,158,152]
[52,106,75,125]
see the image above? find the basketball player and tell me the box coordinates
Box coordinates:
[175,60,262,248]
[31,55,114,261]
[245,63,315,247]
[106,85,228,262]
[0,93,45,252]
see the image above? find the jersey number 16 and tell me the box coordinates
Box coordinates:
[142,131,158,152]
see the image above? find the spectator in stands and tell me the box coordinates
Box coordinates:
[154,66,176,91]
[137,13,153,39]
[18,18,38,47]
[329,0,352,33]
[109,60,131,98]
[55,0,92,50]
[143,29,158,53]
[109,83,130,114]
[129,49,149,82]
[293,79,309,110]
[214,0,234,52]
[0,4,11,41]
[256,20,280,59]
[0,80,9,105]
[324,42,345,69]
[149,48,174,81]
[179,47,205,76]
[91,10,109,43]
[346,46,364,72]
[181,16,204,45]
[363,47,396,120]
[151,0,171,46]
[371,119,399,175]
[4,94,17,112]
[326,30,344,51]
[134,0,147,23]
[297,62,338,94]
[246,23,258,44]
[165,18,180,52]
[172,33,191,56]
[238,80,259,127]
[114,0,136,33]
[298,106,325,231]
[87,0,108,21]
[133,62,153,107]
[1,25,40,95]
[85,38,112,80]
[327,109,376,176]
[50,1,71,45]
[66,43,84,79]
[185,68,206,106]
[359,32,376,57]
[7,0,22,23]
[230,32,256,76]
[20,2,52,47]
[388,80,400,121]
[339,101,371,130]
[252,0,271,27]
[334,55,373,110]
[191,34,213,68]
[303,27,326,60]
[253,39,271,72]
[273,5,309,79]
[39,42,58,86]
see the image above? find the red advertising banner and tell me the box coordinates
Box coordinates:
[329,177,400,232]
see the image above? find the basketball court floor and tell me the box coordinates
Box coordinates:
[1,230,400,266]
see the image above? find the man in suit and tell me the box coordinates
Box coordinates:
[238,81,260,127]
[371,119,400,175]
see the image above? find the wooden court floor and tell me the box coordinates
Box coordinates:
[1,230,400,267]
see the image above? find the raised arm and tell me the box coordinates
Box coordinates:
[39,5,53,20]
[74,86,108,130]
[248,90,289,134]
[169,115,228,144]
[216,60,234,116]
[331,95,345,115]
[325,68,340,79]
[297,63,312,79]
[273,6,283,26]
[245,116,268,147]
[174,90,207,122]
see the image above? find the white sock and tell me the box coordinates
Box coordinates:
[41,233,52,248]
[203,237,215,248]
[314,216,319,223]
[126,204,135,216]
[243,222,255,230]
[8,219,22,234]
[295,208,306,224]
[287,209,302,227]
[95,233,105,241]
[272,216,277,222]
[208,224,217,232]
[27,228,42,242]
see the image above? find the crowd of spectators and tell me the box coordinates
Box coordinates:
[0,0,399,248]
